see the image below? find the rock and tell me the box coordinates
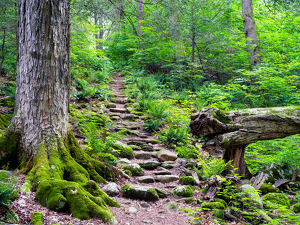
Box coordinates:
[128,138,159,144]
[121,164,144,176]
[184,198,197,204]
[259,183,280,195]
[275,208,294,217]
[184,159,196,168]
[128,207,137,213]
[156,175,179,183]
[138,161,161,170]
[135,151,151,160]
[110,116,120,121]
[157,150,178,162]
[118,158,131,164]
[262,193,290,209]
[112,98,129,104]
[129,145,142,150]
[212,209,224,219]
[175,158,186,166]
[179,176,196,185]
[163,202,178,210]
[239,184,263,209]
[122,114,135,120]
[112,141,134,159]
[110,108,127,113]
[140,202,150,208]
[102,183,119,196]
[127,140,145,147]
[161,164,174,169]
[214,198,228,208]
[201,202,226,210]
[293,202,300,213]
[105,103,116,108]
[260,163,290,183]
[122,184,166,201]
[171,185,193,198]
[138,176,155,183]
[292,195,300,204]
[289,181,300,190]
[142,220,153,223]
[152,168,172,175]
[142,144,154,152]
[127,125,140,130]
[241,211,261,224]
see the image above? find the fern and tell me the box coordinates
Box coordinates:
[197,157,232,180]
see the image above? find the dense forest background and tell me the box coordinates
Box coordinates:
[1,0,300,223]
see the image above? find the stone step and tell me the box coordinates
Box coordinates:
[128,138,159,145]
[135,151,151,160]
[122,114,135,120]
[111,98,129,104]
[138,176,155,184]
[155,175,179,183]
[138,161,161,170]
[152,168,172,175]
[110,108,128,113]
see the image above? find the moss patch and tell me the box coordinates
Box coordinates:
[262,193,290,209]
[112,141,134,159]
[201,202,226,210]
[293,202,300,213]
[179,176,196,185]
[31,212,43,225]
[172,185,194,198]
[212,209,224,219]
[276,208,294,217]
[259,183,280,195]
[121,164,143,176]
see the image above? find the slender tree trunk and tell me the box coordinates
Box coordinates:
[190,107,300,178]
[94,12,103,50]
[0,0,119,221]
[241,0,259,65]
[137,0,144,37]
[0,29,6,76]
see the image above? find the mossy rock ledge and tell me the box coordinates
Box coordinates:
[112,141,134,159]
[121,164,144,176]
[122,184,167,201]
[171,185,193,199]
[179,176,196,185]
[31,212,43,225]
[293,202,300,213]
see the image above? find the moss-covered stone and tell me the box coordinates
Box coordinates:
[241,212,260,225]
[212,209,224,219]
[112,141,134,159]
[179,176,196,185]
[125,170,132,177]
[121,164,143,176]
[262,193,290,209]
[214,198,228,208]
[201,202,226,210]
[276,208,294,217]
[293,202,300,213]
[122,184,165,201]
[31,212,43,225]
[184,198,197,204]
[259,183,280,195]
[290,182,300,190]
[172,185,194,198]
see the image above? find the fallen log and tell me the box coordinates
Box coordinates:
[190,107,300,179]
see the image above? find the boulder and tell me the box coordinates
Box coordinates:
[135,151,151,160]
[121,164,144,176]
[259,183,280,195]
[163,202,178,210]
[157,150,178,162]
[152,168,172,175]
[171,185,193,198]
[138,176,155,183]
[179,176,196,185]
[102,183,119,196]
[113,141,134,159]
[122,184,167,201]
[239,185,263,209]
[155,175,179,183]
[262,193,290,209]
[201,202,226,210]
[138,161,161,170]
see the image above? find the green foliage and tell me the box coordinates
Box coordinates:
[144,119,163,133]
[159,126,188,145]
[0,174,18,206]
[176,145,199,159]
[196,157,232,180]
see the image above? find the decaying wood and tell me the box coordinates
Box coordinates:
[250,172,265,190]
[190,107,300,178]
[273,179,290,188]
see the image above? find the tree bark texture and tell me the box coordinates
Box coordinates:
[0,29,5,76]
[190,107,300,178]
[137,0,144,37]
[241,0,259,65]
[0,0,119,222]
[13,0,70,157]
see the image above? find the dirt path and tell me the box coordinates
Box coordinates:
[9,73,218,225]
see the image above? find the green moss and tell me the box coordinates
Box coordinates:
[0,171,10,181]
[276,208,294,217]
[155,189,167,198]
[121,164,143,176]
[262,193,290,209]
[184,198,196,204]
[241,212,260,225]
[124,170,132,177]
[212,209,224,219]
[214,198,228,208]
[293,202,300,213]
[172,185,194,198]
[31,212,43,225]
[179,176,196,185]
[178,207,193,213]
[212,109,230,124]
[259,183,280,195]
[112,142,134,159]
[201,202,226,210]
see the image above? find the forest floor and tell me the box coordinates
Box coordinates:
[5,73,241,225]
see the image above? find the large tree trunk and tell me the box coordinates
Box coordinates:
[0,0,119,222]
[241,0,259,65]
[190,107,300,178]
[137,0,144,37]
[0,28,6,76]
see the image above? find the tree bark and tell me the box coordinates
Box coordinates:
[0,29,6,76]
[137,0,144,37]
[0,0,119,222]
[190,107,300,178]
[241,0,259,65]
